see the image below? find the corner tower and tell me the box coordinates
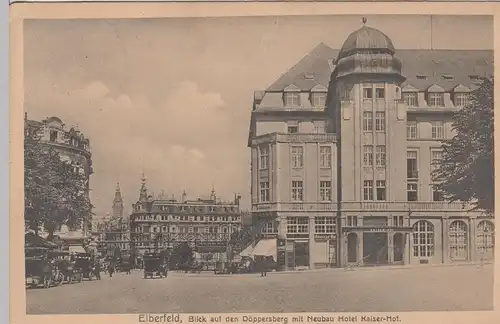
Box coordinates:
[330,19,407,204]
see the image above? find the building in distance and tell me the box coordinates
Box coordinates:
[129,175,243,264]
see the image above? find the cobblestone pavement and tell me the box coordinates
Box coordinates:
[26,264,493,314]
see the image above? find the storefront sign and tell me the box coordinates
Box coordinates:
[314,234,336,240]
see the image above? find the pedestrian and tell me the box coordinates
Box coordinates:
[260,257,267,277]
[94,260,101,280]
[108,263,115,278]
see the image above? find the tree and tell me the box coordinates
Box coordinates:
[229,226,254,252]
[24,124,93,240]
[433,77,494,213]
[169,242,194,268]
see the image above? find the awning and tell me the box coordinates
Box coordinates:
[249,239,277,260]
[239,243,255,258]
[25,233,58,249]
[68,245,86,254]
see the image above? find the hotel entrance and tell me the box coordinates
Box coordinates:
[363,233,388,265]
[342,224,413,267]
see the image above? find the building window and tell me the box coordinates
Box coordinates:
[363,87,373,99]
[375,146,386,167]
[287,216,309,234]
[454,93,469,107]
[291,146,304,168]
[403,92,418,107]
[476,221,494,258]
[412,220,434,257]
[288,125,299,134]
[431,121,444,139]
[363,180,373,201]
[407,121,417,139]
[291,181,303,201]
[449,220,468,260]
[407,151,418,179]
[431,184,444,201]
[284,92,301,107]
[315,217,335,233]
[431,150,443,173]
[259,145,269,170]
[313,121,326,133]
[262,220,277,234]
[311,92,326,107]
[347,216,358,227]
[376,87,385,99]
[259,181,270,202]
[363,146,373,167]
[407,182,418,201]
[428,92,444,107]
[375,112,385,131]
[319,181,332,201]
[376,180,386,201]
[363,112,373,131]
[393,216,404,227]
[319,146,331,168]
[49,130,58,142]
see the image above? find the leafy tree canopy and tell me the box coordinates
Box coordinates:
[433,77,494,213]
[24,125,93,240]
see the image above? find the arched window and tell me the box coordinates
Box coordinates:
[412,220,434,257]
[476,221,494,259]
[449,220,468,260]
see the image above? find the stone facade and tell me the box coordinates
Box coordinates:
[25,113,93,241]
[249,23,494,270]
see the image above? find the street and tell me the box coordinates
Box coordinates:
[26,264,493,314]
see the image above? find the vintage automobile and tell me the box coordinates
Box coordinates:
[25,256,64,288]
[73,253,95,281]
[143,252,167,279]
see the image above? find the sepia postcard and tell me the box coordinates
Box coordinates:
[9,2,500,324]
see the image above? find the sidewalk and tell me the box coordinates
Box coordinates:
[268,260,493,275]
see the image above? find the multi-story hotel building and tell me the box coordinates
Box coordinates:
[129,175,243,262]
[248,22,494,270]
[24,113,93,245]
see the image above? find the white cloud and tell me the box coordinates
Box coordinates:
[26,79,245,216]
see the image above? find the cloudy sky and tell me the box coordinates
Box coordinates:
[23,15,492,217]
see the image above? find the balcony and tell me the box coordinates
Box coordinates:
[252,201,474,213]
[407,170,418,179]
[252,133,337,146]
[252,202,338,212]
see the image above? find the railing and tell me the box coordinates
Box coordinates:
[252,133,337,145]
[253,201,472,212]
[407,170,419,179]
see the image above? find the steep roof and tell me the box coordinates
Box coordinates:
[267,43,337,91]
[266,43,493,93]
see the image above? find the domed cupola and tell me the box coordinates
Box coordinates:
[335,18,405,81]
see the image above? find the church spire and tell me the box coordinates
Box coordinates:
[112,181,124,218]
[138,172,148,202]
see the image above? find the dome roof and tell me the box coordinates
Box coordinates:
[339,26,395,59]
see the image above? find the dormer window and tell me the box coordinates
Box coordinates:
[287,125,298,134]
[402,92,418,107]
[284,92,301,107]
[50,130,58,142]
[311,92,326,107]
[427,92,444,107]
[454,93,469,107]
[416,74,427,80]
